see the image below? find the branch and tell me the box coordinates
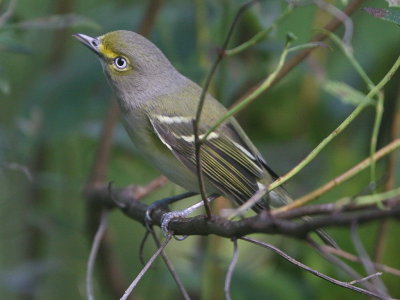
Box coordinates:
[273,139,400,213]
[241,237,385,299]
[87,184,400,239]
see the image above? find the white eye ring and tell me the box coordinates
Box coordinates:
[113,56,128,70]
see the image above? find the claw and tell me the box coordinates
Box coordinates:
[160,210,188,235]
[143,192,198,231]
[145,203,156,224]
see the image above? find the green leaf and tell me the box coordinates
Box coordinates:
[323,81,372,106]
[363,7,400,25]
[4,14,101,30]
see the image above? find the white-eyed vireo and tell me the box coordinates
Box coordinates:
[74,30,290,213]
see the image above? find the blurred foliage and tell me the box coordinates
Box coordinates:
[0,0,399,299]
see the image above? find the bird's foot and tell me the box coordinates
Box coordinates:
[144,192,197,230]
[160,209,191,237]
[160,194,219,236]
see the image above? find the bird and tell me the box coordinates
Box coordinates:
[74,30,335,246]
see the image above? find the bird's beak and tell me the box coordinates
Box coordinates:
[73,33,100,55]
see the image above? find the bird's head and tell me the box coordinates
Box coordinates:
[74,30,174,96]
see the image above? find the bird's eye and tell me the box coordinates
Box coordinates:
[113,56,128,70]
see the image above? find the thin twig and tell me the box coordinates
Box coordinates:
[148,228,191,300]
[321,246,400,277]
[350,222,389,298]
[266,53,400,198]
[222,185,266,218]
[225,3,294,56]
[86,209,109,300]
[241,236,384,298]
[373,81,400,263]
[202,35,293,141]
[309,238,379,293]
[193,0,257,218]
[224,239,239,300]
[322,30,383,187]
[349,272,383,285]
[232,0,366,107]
[314,0,353,47]
[273,138,400,214]
[139,230,150,266]
[120,234,172,300]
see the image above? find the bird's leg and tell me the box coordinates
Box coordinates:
[145,192,198,227]
[161,194,219,235]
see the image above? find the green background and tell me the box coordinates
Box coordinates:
[1,0,399,299]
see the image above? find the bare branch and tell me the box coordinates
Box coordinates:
[321,246,400,277]
[224,239,239,300]
[314,0,353,47]
[351,223,389,297]
[86,210,109,300]
[241,237,384,299]
[148,228,191,300]
[87,183,400,239]
[273,139,400,214]
[232,0,366,107]
[349,273,383,285]
[120,234,172,300]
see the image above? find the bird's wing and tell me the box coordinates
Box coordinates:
[147,113,269,207]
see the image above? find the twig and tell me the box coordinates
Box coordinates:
[86,209,109,300]
[350,222,389,298]
[232,0,366,107]
[89,182,400,238]
[273,139,400,213]
[202,34,293,141]
[241,236,384,298]
[138,230,150,266]
[349,273,383,285]
[349,187,400,206]
[193,0,257,218]
[321,246,400,277]
[225,3,294,56]
[222,185,267,218]
[224,239,239,300]
[373,81,400,263]
[309,238,379,293]
[322,30,383,186]
[266,53,400,198]
[1,162,33,183]
[120,234,172,300]
[149,228,191,300]
[274,139,400,213]
[314,0,353,47]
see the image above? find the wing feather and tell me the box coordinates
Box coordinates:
[149,114,267,208]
